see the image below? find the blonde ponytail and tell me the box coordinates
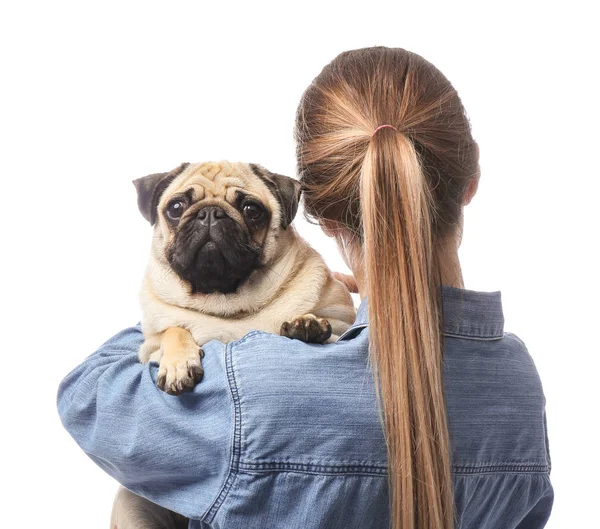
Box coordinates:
[296,46,481,529]
[362,128,453,528]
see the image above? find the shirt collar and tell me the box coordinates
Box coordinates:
[338,284,504,341]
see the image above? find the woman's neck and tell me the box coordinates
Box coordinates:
[351,238,464,300]
[437,237,465,289]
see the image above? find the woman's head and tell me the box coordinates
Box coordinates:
[295,46,479,265]
[295,47,480,529]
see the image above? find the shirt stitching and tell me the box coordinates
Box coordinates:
[239,461,387,474]
[204,342,242,523]
[236,460,551,476]
[453,464,551,475]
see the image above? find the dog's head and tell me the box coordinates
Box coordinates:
[133,161,302,294]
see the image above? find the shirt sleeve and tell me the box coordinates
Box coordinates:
[515,479,554,528]
[56,324,232,521]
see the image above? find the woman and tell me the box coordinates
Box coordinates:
[58,47,553,529]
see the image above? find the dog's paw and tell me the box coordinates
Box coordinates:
[157,348,204,395]
[280,314,332,344]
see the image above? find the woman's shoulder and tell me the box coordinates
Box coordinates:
[224,327,551,474]
[219,328,552,527]
[222,328,388,473]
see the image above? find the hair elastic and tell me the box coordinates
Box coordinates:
[372,124,399,136]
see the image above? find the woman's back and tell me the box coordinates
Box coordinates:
[58,284,552,528]
[210,285,552,528]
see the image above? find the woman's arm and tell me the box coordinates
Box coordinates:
[56,324,232,521]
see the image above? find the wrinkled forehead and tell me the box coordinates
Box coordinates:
[167,161,271,205]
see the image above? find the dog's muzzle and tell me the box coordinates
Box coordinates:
[168,206,260,294]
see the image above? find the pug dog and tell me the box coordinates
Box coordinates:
[111,161,357,528]
[130,160,356,395]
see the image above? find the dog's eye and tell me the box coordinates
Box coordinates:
[166,199,187,220]
[243,203,263,221]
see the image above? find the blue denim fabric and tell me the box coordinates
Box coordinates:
[57,285,553,528]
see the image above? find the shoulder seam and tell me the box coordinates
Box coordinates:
[203,343,241,523]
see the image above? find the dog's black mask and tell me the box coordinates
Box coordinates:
[167,205,260,294]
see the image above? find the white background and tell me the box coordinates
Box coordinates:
[1,1,598,527]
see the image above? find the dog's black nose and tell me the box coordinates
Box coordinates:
[197,206,227,226]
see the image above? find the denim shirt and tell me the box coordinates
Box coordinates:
[57,285,553,528]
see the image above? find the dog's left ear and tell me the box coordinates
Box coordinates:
[133,163,189,225]
[250,164,302,228]
[267,171,302,229]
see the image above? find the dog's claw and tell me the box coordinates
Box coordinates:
[157,347,204,395]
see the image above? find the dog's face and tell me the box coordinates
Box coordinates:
[133,161,302,295]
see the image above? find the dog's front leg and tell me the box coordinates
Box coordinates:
[152,327,204,395]
[139,332,163,364]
